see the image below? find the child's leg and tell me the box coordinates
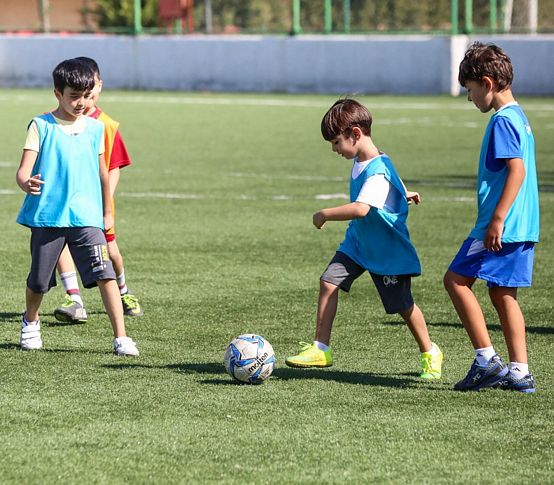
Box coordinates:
[98,279,139,357]
[445,270,508,390]
[56,245,84,303]
[107,239,124,286]
[107,237,143,317]
[97,279,126,338]
[57,244,76,274]
[25,286,44,322]
[489,286,527,363]
[398,303,432,353]
[315,280,340,346]
[443,270,491,349]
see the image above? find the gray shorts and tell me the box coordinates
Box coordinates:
[27,227,116,294]
[321,251,414,314]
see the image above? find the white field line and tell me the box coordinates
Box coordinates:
[118,191,475,203]
[0,161,16,168]
[1,92,554,112]
[4,189,553,203]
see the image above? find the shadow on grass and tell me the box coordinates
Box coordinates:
[100,361,449,389]
[111,361,437,388]
[383,320,554,335]
[0,311,105,326]
[272,366,421,388]
[0,342,86,353]
[0,312,22,323]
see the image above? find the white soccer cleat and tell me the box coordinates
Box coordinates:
[113,336,139,356]
[20,319,43,350]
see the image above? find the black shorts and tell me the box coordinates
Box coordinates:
[320,251,414,314]
[27,227,116,294]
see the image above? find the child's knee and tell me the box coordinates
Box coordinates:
[488,286,517,306]
[319,279,339,294]
[443,271,455,292]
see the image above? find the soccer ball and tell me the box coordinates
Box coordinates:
[224,334,276,384]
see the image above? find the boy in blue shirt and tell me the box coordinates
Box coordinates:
[444,42,539,393]
[15,58,139,356]
[286,99,443,380]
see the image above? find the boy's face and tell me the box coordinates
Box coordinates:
[330,133,358,160]
[54,87,93,121]
[465,79,494,113]
[85,75,103,113]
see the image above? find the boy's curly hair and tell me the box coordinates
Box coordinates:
[321,98,373,141]
[458,42,513,90]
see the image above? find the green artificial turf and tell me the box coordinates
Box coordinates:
[0,90,552,484]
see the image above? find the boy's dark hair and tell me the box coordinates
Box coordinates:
[321,98,372,141]
[74,56,100,78]
[458,42,513,91]
[52,58,95,93]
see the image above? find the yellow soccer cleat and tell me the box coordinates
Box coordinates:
[420,343,443,379]
[285,342,333,368]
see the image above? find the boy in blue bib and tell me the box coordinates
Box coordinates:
[15,58,139,356]
[286,99,443,380]
[444,43,539,393]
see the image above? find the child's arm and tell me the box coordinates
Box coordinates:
[399,177,421,205]
[16,150,43,195]
[99,153,114,231]
[108,167,120,199]
[313,202,369,229]
[485,157,526,251]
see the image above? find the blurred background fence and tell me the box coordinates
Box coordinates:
[2,0,554,36]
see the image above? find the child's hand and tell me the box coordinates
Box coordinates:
[406,191,421,205]
[313,211,326,229]
[25,174,44,195]
[484,218,503,251]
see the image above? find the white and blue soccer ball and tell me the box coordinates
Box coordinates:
[224,334,276,384]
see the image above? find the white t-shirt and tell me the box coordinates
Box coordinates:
[352,158,390,209]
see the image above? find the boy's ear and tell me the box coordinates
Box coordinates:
[351,126,362,140]
[98,79,103,93]
[53,88,62,101]
[482,76,495,92]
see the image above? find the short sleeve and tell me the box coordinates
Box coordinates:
[24,121,40,152]
[492,117,523,160]
[356,174,390,209]
[108,130,132,170]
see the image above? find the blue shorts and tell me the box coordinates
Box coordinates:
[449,238,535,288]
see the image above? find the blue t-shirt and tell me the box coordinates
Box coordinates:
[470,103,539,243]
[338,154,421,276]
[17,113,105,229]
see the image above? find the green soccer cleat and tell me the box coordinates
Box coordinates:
[420,343,443,379]
[285,342,333,368]
[121,293,144,317]
[53,294,88,324]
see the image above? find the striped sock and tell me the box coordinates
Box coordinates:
[117,271,128,295]
[60,271,83,306]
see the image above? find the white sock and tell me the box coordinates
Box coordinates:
[424,342,440,355]
[475,346,496,366]
[60,271,83,305]
[509,362,529,379]
[314,340,330,351]
[23,315,39,326]
[117,271,128,295]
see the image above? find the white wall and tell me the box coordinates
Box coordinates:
[0,34,552,95]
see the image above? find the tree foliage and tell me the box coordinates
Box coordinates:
[93,0,554,34]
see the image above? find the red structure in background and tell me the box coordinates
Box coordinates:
[159,0,194,33]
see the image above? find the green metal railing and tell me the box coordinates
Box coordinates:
[26,0,543,36]
[289,0,507,36]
